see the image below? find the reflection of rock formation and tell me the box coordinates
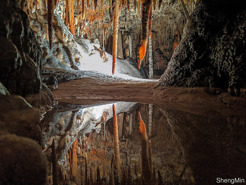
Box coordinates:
[42,101,137,164]
[161,107,246,185]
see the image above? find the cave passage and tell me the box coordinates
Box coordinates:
[1,0,246,184]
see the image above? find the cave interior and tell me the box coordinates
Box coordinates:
[0,0,246,184]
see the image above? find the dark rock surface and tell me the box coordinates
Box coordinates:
[0,0,41,96]
[0,134,47,185]
[160,0,246,89]
[0,95,41,142]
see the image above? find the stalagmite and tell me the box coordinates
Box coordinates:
[113,104,121,182]
[112,0,121,74]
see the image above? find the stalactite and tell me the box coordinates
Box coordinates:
[138,111,151,184]
[180,0,191,21]
[100,0,103,11]
[113,104,121,182]
[137,0,151,69]
[69,0,75,35]
[158,170,163,185]
[87,0,89,7]
[90,167,93,184]
[176,164,187,185]
[47,0,53,49]
[133,0,136,11]
[97,166,101,183]
[127,165,131,184]
[152,0,155,10]
[148,6,152,38]
[52,139,58,185]
[121,0,125,8]
[76,0,80,10]
[112,0,121,74]
[127,0,130,11]
[82,0,85,18]
[158,0,162,9]
[63,0,66,21]
[65,0,69,26]
[137,0,141,17]
[94,0,97,10]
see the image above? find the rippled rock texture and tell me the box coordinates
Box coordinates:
[160,0,246,90]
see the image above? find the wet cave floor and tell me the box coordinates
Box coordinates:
[43,77,246,185]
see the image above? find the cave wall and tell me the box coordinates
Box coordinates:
[160,0,246,90]
[0,0,42,96]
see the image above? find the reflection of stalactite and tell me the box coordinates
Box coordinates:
[110,155,115,185]
[72,139,78,178]
[52,139,58,185]
[113,104,121,182]
[138,112,151,184]
[97,166,101,183]
[85,152,88,185]
[148,140,152,173]
[148,104,153,134]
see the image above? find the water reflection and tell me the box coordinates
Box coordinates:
[42,101,246,185]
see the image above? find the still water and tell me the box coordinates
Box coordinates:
[41,101,246,185]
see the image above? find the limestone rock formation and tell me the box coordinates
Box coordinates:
[160,0,246,90]
[0,134,47,185]
[0,0,41,96]
[0,95,41,142]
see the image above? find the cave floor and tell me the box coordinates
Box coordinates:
[53,76,246,117]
